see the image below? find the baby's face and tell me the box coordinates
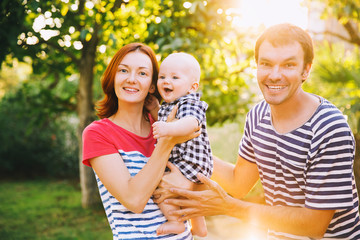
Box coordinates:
[157,56,196,103]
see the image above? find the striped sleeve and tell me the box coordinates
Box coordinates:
[305,106,356,210]
[239,100,268,163]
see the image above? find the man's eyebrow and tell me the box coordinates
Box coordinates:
[258,56,298,62]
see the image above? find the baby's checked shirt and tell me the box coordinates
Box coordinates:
[158,92,213,183]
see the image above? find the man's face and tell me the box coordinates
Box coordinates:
[256,40,310,106]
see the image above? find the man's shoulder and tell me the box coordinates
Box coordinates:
[248,99,269,117]
[313,97,348,123]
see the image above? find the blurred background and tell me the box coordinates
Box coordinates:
[1,0,359,239]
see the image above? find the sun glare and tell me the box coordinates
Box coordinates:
[233,0,308,29]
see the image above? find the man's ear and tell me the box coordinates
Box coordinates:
[149,84,156,93]
[301,63,312,82]
[188,82,199,94]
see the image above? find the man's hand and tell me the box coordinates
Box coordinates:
[165,173,234,221]
[153,162,194,203]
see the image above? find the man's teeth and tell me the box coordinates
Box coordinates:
[268,86,285,90]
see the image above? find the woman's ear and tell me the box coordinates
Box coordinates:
[149,84,156,94]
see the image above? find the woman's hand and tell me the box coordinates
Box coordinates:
[145,94,160,113]
[164,173,235,221]
[153,162,194,203]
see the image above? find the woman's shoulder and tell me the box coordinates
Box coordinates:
[83,118,113,136]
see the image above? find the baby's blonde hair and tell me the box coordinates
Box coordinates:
[165,52,201,83]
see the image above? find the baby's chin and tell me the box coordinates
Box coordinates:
[162,95,179,103]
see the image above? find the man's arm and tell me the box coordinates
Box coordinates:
[212,155,260,199]
[153,116,198,139]
[166,174,335,239]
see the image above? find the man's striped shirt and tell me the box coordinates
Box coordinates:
[239,98,360,239]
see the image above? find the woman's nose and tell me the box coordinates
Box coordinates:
[127,72,137,83]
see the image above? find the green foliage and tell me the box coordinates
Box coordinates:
[144,0,255,124]
[0,180,111,239]
[304,42,360,134]
[3,0,255,127]
[319,0,360,20]
[0,80,78,178]
[0,0,27,65]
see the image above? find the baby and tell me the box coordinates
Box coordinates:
[149,52,213,236]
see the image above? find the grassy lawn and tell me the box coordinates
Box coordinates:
[0,122,263,239]
[0,180,112,240]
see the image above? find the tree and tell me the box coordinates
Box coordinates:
[307,0,360,194]
[1,0,253,207]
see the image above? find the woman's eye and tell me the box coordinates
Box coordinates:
[139,71,147,76]
[119,68,127,73]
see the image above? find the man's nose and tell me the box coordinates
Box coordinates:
[269,65,281,80]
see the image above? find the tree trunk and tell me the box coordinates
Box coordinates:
[78,34,101,208]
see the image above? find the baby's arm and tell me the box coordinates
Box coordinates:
[145,94,160,121]
[153,116,198,139]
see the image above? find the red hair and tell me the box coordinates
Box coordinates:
[96,43,161,119]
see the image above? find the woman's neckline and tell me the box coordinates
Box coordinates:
[104,117,153,139]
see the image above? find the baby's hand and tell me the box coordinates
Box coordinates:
[152,121,170,139]
[145,94,160,112]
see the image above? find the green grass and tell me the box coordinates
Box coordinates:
[0,122,262,240]
[208,122,243,164]
[0,180,112,240]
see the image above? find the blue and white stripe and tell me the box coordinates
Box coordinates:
[239,98,360,239]
[95,150,192,240]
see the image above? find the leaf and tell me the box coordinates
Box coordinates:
[61,5,69,16]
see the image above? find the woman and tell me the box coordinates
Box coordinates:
[82,43,196,240]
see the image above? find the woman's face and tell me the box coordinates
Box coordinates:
[114,51,155,105]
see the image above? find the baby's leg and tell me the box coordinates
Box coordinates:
[157,201,185,235]
[190,216,207,237]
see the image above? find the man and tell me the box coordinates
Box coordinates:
[164,23,360,239]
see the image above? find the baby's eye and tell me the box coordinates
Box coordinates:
[172,76,179,79]
[159,75,165,79]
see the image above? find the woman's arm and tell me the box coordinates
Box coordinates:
[89,107,200,214]
[152,116,198,139]
[90,137,174,213]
